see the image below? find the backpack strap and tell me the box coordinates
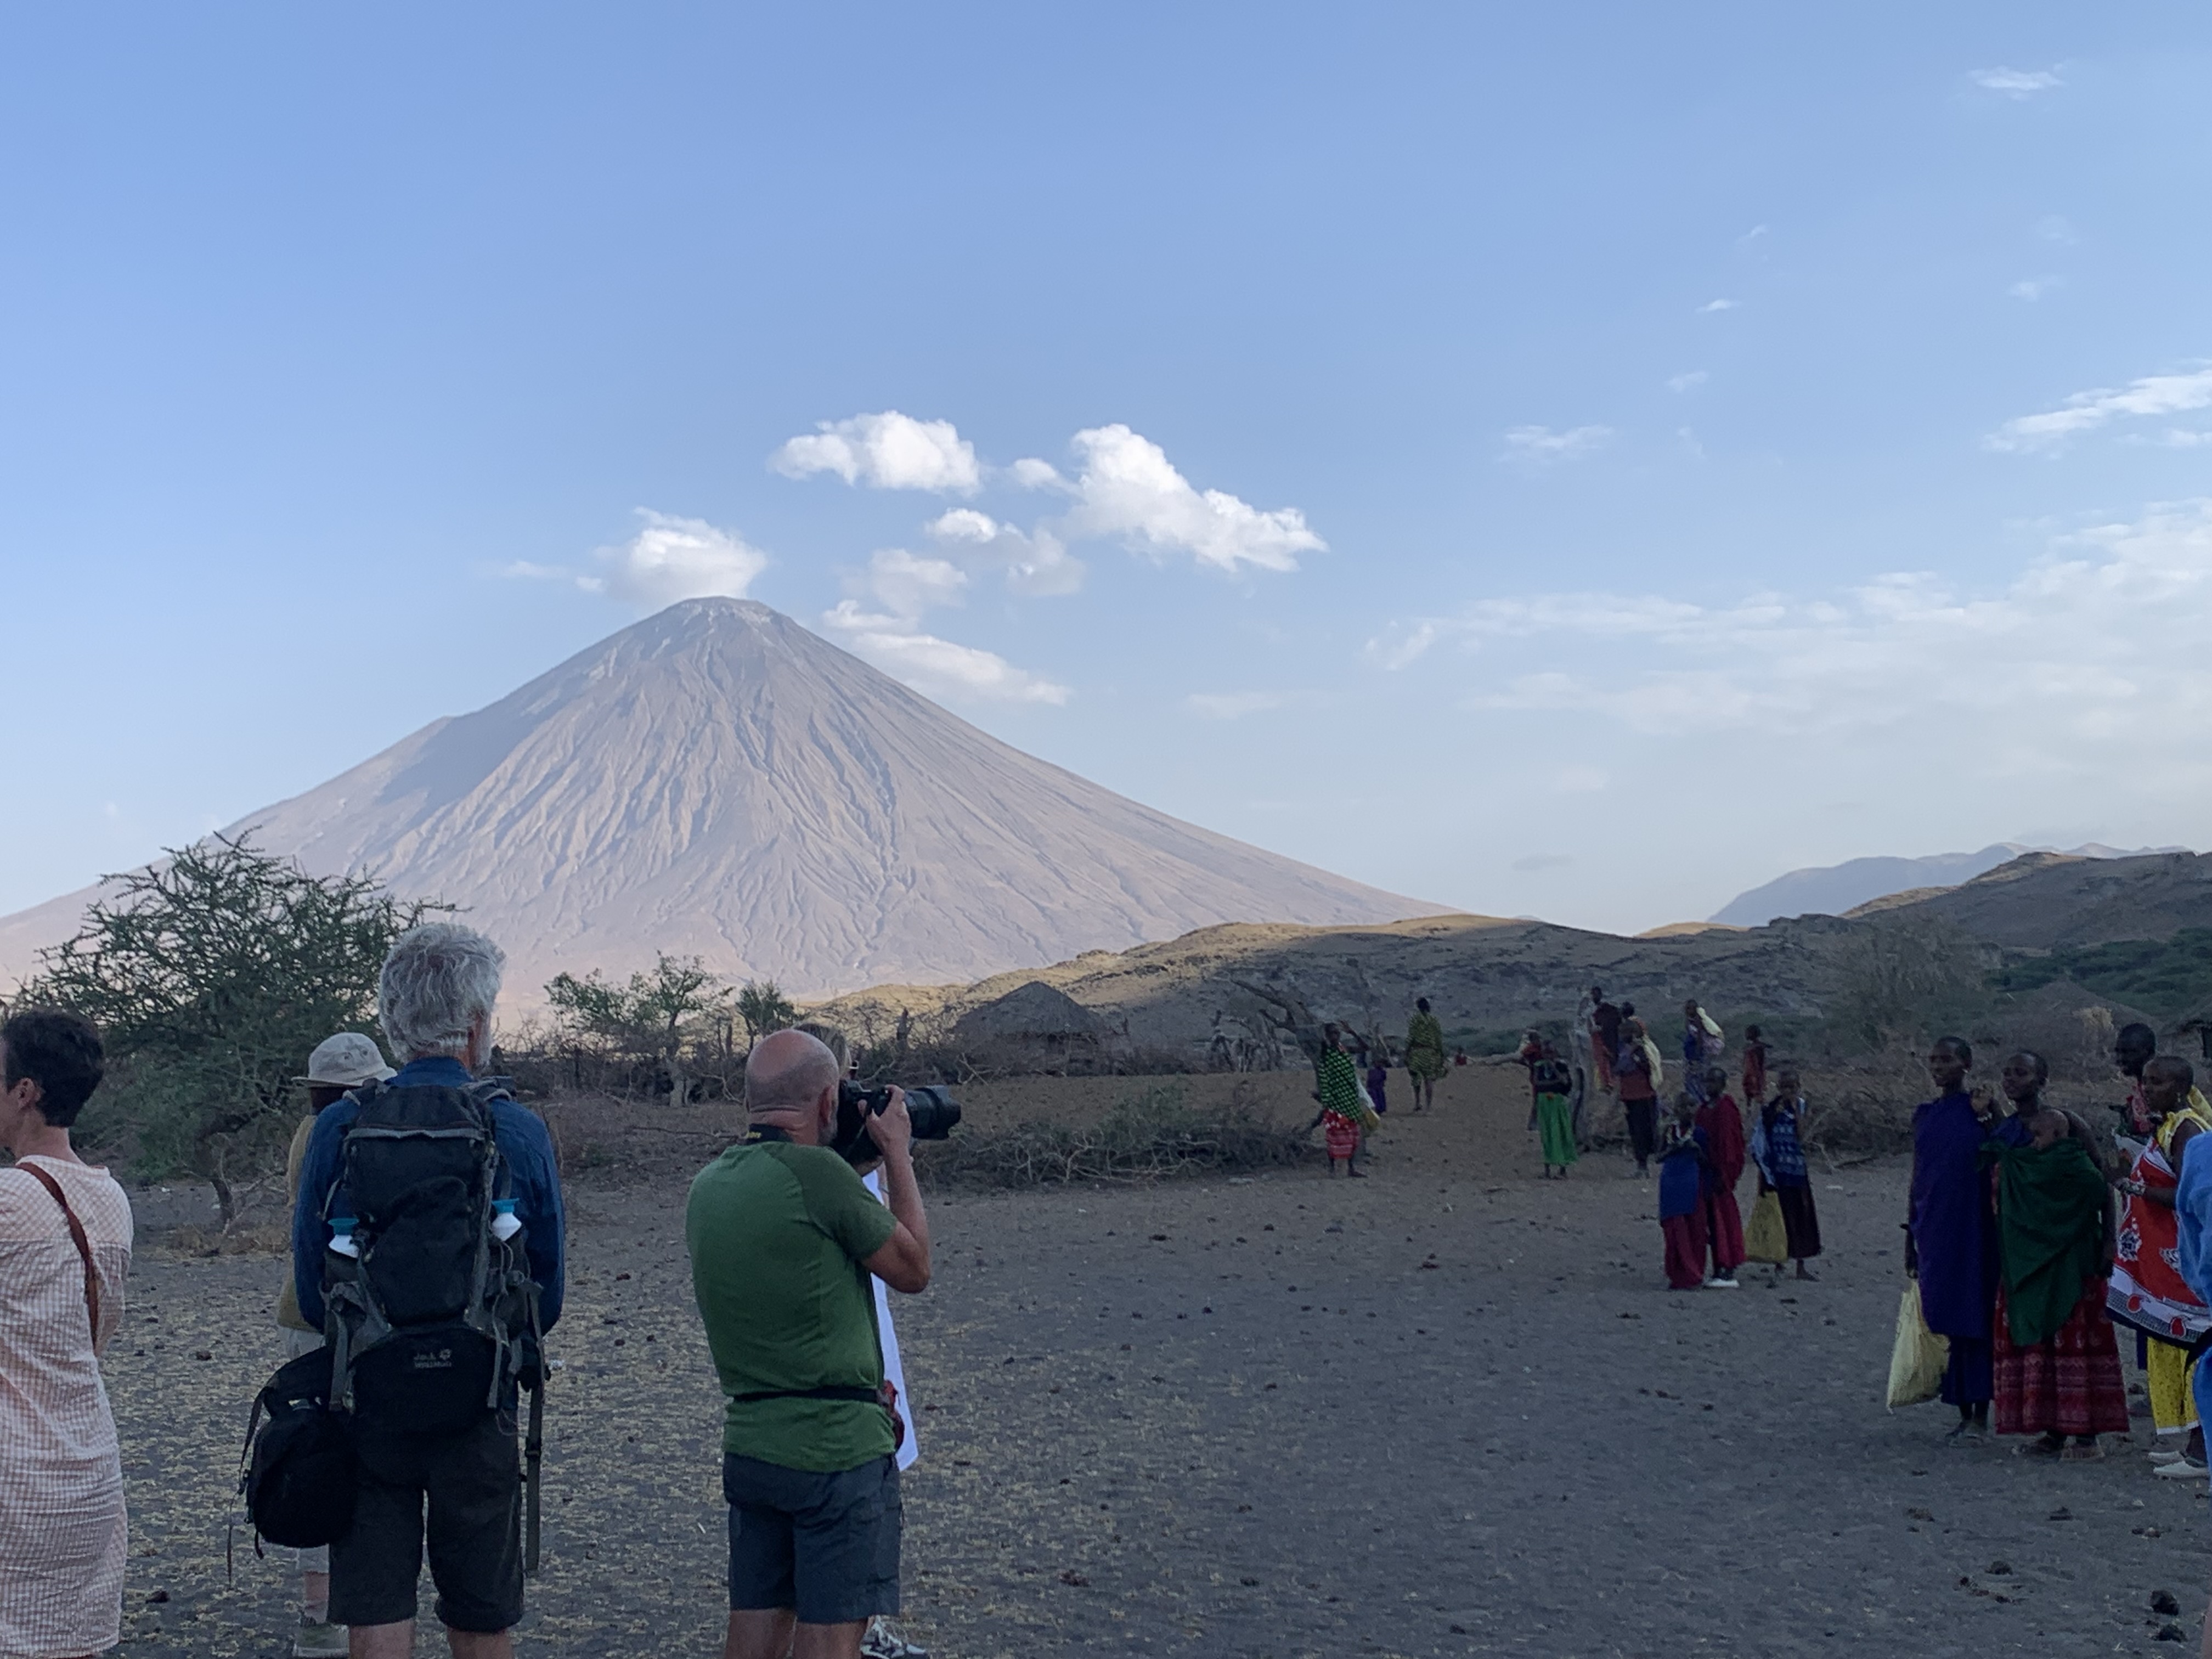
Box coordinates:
[18,1161,99,1339]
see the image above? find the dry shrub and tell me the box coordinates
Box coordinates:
[916,1083,1312,1189]
[1799,1056,1921,1158]
[156,1221,290,1257]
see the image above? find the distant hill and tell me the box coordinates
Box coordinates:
[0,599,1444,1000]
[1711,842,2188,926]
[816,850,2212,1065]
[1895,850,2212,952]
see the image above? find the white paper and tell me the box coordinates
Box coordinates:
[864,1169,919,1470]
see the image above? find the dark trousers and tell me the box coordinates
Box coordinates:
[1942,1336,1993,1408]
[1623,1098,1658,1165]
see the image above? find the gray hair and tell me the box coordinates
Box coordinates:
[746,1030,839,1114]
[378,923,506,1060]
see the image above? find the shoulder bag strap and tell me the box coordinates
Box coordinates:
[16,1161,100,1338]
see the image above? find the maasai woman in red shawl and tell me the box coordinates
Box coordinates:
[2109,1056,2212,1472]
[1988,1051,2128,1458]
[1695,1065,1746,1286]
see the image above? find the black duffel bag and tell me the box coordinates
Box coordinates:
[240,1345,357,1549]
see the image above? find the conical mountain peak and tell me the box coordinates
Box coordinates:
[1,601,1442,999]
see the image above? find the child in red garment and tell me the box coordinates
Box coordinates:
[1740,1026,1769,1110]
[1695,1064,1747,1288]
[1658,1095,1711,1289]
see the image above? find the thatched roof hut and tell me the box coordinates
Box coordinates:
[951,981,1107,1047]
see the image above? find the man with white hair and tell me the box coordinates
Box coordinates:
[289,923,566,1659]
[687,1029,932,1659]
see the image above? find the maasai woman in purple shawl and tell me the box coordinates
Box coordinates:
[1908,1036,1996,1440]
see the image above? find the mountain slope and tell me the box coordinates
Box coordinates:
[1712,842,2188,926]
[0,600,1443,999]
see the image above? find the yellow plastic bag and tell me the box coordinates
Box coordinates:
[1886,1283,1950,1410]
[1743,1189,1788,1264]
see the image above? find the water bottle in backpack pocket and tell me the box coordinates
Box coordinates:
[321,1078,540,1437]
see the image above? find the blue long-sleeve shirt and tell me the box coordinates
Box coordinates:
[290,1055,566,1333]
[2177,1131,2212,1308]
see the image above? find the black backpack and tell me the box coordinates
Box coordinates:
[240,1345,357,1548]
[320,1078,541,1436]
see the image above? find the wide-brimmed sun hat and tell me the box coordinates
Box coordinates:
[294,1031,396,1088]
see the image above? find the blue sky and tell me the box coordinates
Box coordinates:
[2,5,2206,933]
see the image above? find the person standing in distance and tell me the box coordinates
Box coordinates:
[276,1031,394,1658]
[689,1031,933,1659]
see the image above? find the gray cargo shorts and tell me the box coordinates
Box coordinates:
[724,1453,901,1625]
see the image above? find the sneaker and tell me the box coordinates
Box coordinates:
[2150,1448,2185,1465]
[861,1620,932,1659]
[2153,1455,2209,1479]
[294,1621,349,1658]
[1707,1277,1739,1289]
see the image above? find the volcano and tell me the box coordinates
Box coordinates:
[0,599,1441,999]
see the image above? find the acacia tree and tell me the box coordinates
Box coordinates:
[545,953,733,1103]
[735,979,797,1045]
[21,834,443,1226]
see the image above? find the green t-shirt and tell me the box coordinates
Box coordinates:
[685,1139,899,1472]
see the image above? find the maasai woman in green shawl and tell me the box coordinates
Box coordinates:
[1313,1024,1380,1176]
[1987,1051,2129,1459]
[1404,998,1447,1111]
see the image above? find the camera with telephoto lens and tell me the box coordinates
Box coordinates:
[830,1080,962,1166]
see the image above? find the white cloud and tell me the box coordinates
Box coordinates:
[1186,691,1288,720]
[2007,276,2063,301]
[573,511,769,607]
[2146,430,2212,449]
[1057,425,1323,574]
[820,545,1068,704]
[1972,67,2062,97]
[771,411,981,494]
[1009,458,1063,489]
[1987,366,2212,452]
[1501,425,1613,466]
[819,601,1069,704]
[1368,503,2212,805]
[1698,298,1740,313]
[1736,225,1768,247]
[2035,215,2076,244]
[925,509,1085,596]
[855,547,968,619]
[1667,371,1709,393]
[926,509,999,543]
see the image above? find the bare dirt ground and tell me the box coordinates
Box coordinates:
[106,1063,2209,1657]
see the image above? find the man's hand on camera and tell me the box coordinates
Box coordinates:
[865,1086,914,1163]
[860,1085,932,1294]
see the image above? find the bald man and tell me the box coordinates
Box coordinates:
[686,1032,932,1659]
